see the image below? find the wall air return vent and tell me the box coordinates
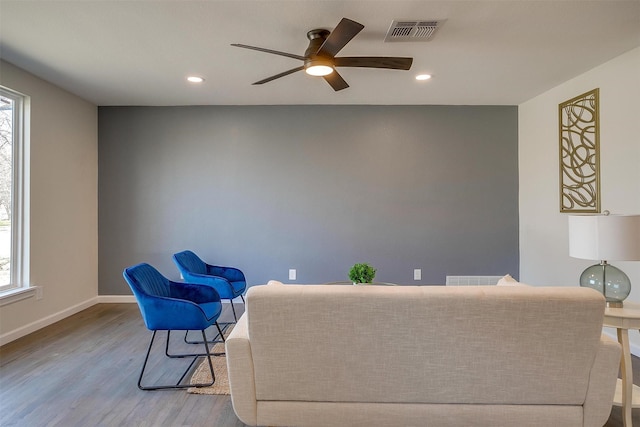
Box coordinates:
[384,20,444,42]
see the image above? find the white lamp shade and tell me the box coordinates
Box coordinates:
[568,214,640,261]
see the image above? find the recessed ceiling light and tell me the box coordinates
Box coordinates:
[187,76,204,83]
[415,74,432,81]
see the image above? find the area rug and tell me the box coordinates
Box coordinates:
[188,327,232,395]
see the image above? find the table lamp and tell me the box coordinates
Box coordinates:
[568,213,640,307]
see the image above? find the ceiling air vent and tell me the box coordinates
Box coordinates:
[384,20,443,42]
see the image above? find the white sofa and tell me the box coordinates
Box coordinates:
[226,283,621,427]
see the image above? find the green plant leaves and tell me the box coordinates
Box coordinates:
[348,263,376,284]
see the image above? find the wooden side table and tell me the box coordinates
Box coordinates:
[604,302,640,427]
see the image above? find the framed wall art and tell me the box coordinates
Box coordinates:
[559,88,600,213]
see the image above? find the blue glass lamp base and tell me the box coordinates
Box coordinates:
[579,262,631,308]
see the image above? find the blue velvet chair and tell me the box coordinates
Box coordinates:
[123,263,225,390]
[173,250,247,322]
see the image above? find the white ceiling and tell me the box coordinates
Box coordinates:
[1,0,639,106]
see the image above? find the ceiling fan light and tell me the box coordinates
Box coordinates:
[305,64,334,77]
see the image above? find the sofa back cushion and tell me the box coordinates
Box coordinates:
[245,284,605,405]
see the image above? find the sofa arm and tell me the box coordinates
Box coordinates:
[226,313,258,426]
[583,334,622,427]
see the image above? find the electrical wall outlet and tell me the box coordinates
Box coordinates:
[289,269,296,281]
[413,269,422,281]
[36,286,43,300]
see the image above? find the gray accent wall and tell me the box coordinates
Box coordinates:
[98,105,518,294]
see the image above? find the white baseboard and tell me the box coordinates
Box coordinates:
[95,295,243,304]
[630,343,639,358]
[97,295,136,303]
[0,296,99,346]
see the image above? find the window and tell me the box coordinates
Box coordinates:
[0,86,29,296]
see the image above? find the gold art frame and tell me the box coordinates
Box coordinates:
[559,88,600,213]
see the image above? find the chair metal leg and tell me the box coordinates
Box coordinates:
[190,330,215,388]
[181,323,226,351]
[167,329,224,358]
[225,295,246,325]
[138,330,215,390]
[215,322,225,343]
[230,299,238,322]
[230,295,246,323]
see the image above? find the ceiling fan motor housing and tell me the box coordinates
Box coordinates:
[306,29,330,42]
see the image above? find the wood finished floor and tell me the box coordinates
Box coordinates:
[0,303,245,427]
[1,303,639,427]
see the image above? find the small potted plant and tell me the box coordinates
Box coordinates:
[348,263,377,285]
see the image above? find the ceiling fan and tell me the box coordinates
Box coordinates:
[231,17,413,91]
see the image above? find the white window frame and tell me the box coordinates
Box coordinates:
[0,85,31,304]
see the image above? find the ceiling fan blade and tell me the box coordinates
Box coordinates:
[323,70,349,91]
[316,18,364,57]
[334,57,413,70]
[252,66,305,85]
[231,44,306,61]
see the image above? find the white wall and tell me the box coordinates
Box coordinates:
[519,48,640,349]
[0,61,98,343]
